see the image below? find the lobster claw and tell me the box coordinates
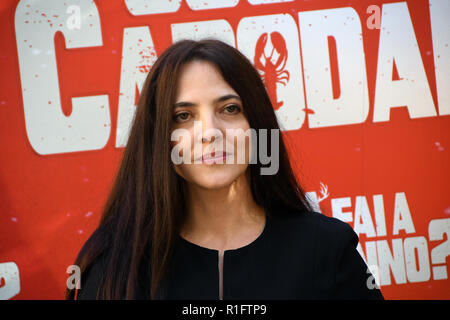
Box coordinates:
[270,31,288,69]
[254,33,268,71]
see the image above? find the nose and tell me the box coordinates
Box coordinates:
[197,110,222,144]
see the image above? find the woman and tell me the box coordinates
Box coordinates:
[66,39,383,300]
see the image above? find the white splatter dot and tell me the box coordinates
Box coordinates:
[444,207,450,215]
[435,142,444,151]
[77,229,83,234]
[85,211,93,217]
[11,217,18,222]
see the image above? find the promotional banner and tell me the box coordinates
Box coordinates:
[0,0,448,299]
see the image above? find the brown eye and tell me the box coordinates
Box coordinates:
[223,104,241,114]
[173,112,190,122]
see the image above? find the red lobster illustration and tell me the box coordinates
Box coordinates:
[254,32,290,110]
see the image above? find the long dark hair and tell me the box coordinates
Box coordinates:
[65,38,314,300]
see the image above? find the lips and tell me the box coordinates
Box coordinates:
[202,151,228,160]
[195,151,231,164]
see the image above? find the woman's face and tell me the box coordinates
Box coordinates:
[170,60,252,190]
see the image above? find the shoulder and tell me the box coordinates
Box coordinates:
[302,211,358,261]
[273,210,383,299]
[270,210,359,269]
[272,210,357,247]
[307,211,357,245]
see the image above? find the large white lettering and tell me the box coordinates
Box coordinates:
[15,0,110,155]
[299,7,369,128]
[116,27,157,147]
[237,14,306,131]
[373,2,436,122]
[429,0,450,116]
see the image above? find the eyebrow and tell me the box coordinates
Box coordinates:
[173,94,241,109]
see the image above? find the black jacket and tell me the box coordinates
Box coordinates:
[76,210,384,300]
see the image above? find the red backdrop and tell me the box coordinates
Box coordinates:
[0,0,449,299]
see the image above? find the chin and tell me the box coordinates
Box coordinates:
[183,165,248,190]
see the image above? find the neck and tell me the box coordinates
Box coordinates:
[180,170,266,248]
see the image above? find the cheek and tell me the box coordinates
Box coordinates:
[170,129,194,158]
[224,124,252,163]
[170,131,194,179]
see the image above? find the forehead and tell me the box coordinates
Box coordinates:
[175,60,238,100]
